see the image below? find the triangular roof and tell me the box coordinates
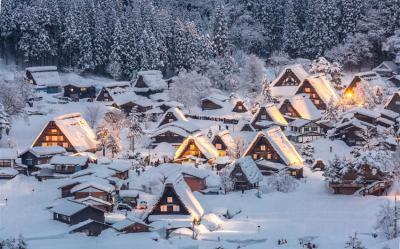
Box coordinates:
[243,127,304,166]
[212,130,237,152]
[299,75,340,105]
[174,134,219,161]
[228,156,263,184]
[32,113,98,153]
[251,104,288,127]
[271,64,309,87]
[279,94,322,120]
[157,107,188,128]
[134,70,167,91]
[26,66,61,87]
[147,176,204,221]
[373,61,399,74]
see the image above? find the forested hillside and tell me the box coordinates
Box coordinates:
[1,0,399,80]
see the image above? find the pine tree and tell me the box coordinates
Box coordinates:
[106,134,121,158]
[173,19,187,70]
[108,18,125,79]
[344,233,366,249]
[0,104,10,140]
[96,123,109,157]
[299,139,315,165]
[374,201,397,239]
[282,0,302,57]
[340,0,363,40]
[125,108,143,152]
[212,5,229,57]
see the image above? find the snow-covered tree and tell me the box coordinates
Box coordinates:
[383,30,400,63]
[344,233,366,249]
[0,235,27,249]
[282,0,302,57]
[96,122,109,157]
[168,70,211,110]
[0,104,11,140]
[103,109,126,134]
[374,201,397,240]
[125,107,143,152]
[84,105,102,128]
[241,54,265,94]
[310,57,343,89]
[322,99,342,123]
[324,155,349,184]
[299,139,315,165]
[266,170,298,193]
[212,5,229,57]
[106,133,121,158]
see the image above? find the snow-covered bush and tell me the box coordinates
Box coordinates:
[169,70,211,110]
[374,201,397,240]
[266,170,298,193]
[344,233,366,249]
[299,139,315,165]
[310,57,343,89]
[0,235,27,249]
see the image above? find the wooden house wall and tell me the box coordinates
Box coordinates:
[201,99,222,110]
[60,183,79,198]
[112,170,129,180]
[274,70,302,86]
[244,136,283,163]
[386,93,400,113]
[119,102,151,115]
[32,121,76,152]
[279,100,301,118]
[74,190,113,202]
[177,140,205,161]
[54,162,88,174]
[229,164,255,190]
[296,80,327,110]
[120,223,150,233]
[96,88,114,102]
[212,135,227,156]
[53,206,104,225]
[232,101,247,113]
[159,112,178,126]
[72,221,109,236]
[149,185,190,215]
[183,175,206,192]
[64,85,96,100]
[153,131,185,144]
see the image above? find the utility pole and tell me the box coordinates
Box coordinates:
[395,194,398,239]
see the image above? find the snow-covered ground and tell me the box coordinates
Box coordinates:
[1,168,398,249]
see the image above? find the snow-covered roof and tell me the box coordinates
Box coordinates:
[26,66,62,87]
[0,167,18,177]
[24,146,66,157]
[151,143,177,159]
[75,196,112,206]
[51,200,100,216]
[157,107,188,128]
[251,104,288,127]
[303,75,340,104]
[50,113,97,152]
[151,125,190,138]
[103,81,130,88]
[107,161,131,172]
[119,190,139,198]
[214,130,237,152]
[135,70,167,91]
[271,64,309,87]
[112,218,148,231]
[174,133,219,161]
[50,155,89,165]
[373,61,399,74]
[112,90,153,107]
[148,176,204,221]
[243,127,304,167]
[229,156,263,184]
[280,94,322,120]
[156,163,209,180]
[289,118,312,128]
[0,148,17,160]
[70,181,115,194]
[350,71,390,90]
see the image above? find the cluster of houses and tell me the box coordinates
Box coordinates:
[0,61,399,236]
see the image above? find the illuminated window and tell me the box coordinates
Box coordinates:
[52,136,58,141]
[50,129,58,134]
[160,205,168,212]
[395,101,400,105]
[260,145,266,151]
[70,88,74,92]
[81,87,87,91]
[59,136,64,141]
[237,105,243,110]
[45,136,50,141]
[173,205,180,212]
[62,142,69,148]
[42,142,48,147]
[167,197,173,203]
[252,154,257,160]
[189,144,196,150]
[215,143,222,150]
[314,100,320,105]
[168,119,174,122]
[291,171,297,176]
[267,153,272,159]
[304,88,311,93]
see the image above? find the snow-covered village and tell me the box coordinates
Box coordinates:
[0,0,400,249]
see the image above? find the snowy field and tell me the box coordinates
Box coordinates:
[1,167,398,248]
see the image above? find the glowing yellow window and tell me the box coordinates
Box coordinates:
[215,143,222,150]
[260,145,266,151]
[291,171,297,176]
[42,142,48,147]
[52,136,58,141]
[50,129,58,134]
[160,205,168,212]
[305,87,311,93]
[173,205,180,212]
[167,197,173,203]
[62,142,69,148]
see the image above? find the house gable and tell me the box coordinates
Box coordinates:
[134,75,148,88]
[279,99,301,119]
[212,135,227,156]
[32,121,75,152]
[159,112,178,127]
[385,93,400,113]
[296,80,326,110]
[149,184,190,216]
[175,139,206,161]
[201,99,223,110]
[96,88,114,102]
[244,135,283,163]
[274,69,302,87]
[232,101,247,113]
